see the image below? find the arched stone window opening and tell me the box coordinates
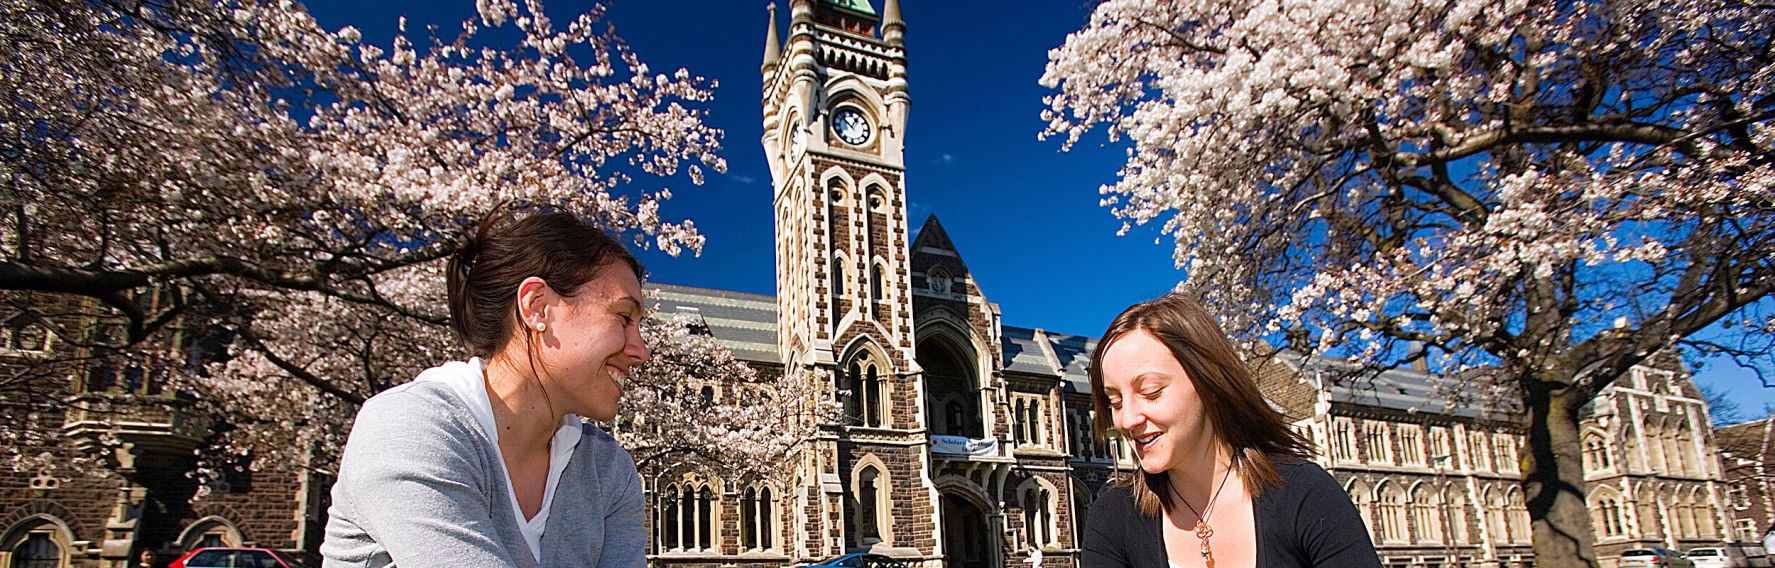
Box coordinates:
[856,466,884,544]
[3,516,73,568]
[1333,420,1357,462]
[1346,480,1374,541]
[697,486,714,549]
[862,363,882,427]
[737,486,776,550]
[661,485,680,550]
[1377,481,1406,544]
[176,517,244,552]
[1505,489,1530,543]
[917,332,982,438]
[1022,484,1053,548]
[1410,483,1440,544]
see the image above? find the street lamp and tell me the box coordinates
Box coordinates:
[1434,454,1459,565]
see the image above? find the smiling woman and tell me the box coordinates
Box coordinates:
[320,211,651,568]
[1083,294,1379,568]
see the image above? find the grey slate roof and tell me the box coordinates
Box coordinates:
[999,326,1100,394]
[646,283,780,365]
[1000,326,1059,377]
[1283,353,1503,420]
[1046,332,1097,395]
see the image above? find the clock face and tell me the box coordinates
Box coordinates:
[788,119,806,156]
[832,108,871,146]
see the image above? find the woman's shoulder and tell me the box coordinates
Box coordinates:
[347,381,480,445]
[575,422,639,475]
[1262,458,1358,514]
[1274,457,1336,487]
[1088,483,1140,522]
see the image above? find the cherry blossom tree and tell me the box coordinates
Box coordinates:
[614,314,837,483]
[1044,0,1773,564]
[0,0,818,485]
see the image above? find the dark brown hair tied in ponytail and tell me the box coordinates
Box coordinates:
[444,209,643,358]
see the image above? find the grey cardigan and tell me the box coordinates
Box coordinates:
[320,381,645,568]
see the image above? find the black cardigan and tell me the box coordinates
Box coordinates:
[1080,460,1382,568]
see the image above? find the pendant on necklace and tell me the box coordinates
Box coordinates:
[1193,520,1214,558]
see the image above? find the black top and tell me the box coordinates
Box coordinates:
[1081,460,1382,568]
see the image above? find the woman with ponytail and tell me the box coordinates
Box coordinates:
[321,211,651,568]
[1082,294,1379,568]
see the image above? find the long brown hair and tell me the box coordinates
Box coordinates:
[1087,293,1312,517]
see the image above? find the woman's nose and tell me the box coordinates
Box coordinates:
[1113,404,1143,433]
[627,330,651,363]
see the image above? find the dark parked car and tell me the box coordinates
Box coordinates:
[169,547,302,568]
[802,553,909,568]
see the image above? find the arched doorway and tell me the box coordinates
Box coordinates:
[919,332,981,438]
[940,493,993,568]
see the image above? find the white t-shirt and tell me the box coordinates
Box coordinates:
[416,358,582,563]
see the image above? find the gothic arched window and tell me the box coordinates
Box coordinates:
[661,485,680,549]
[1014,399,1028,444]
[740,486,776,550]
[869,263,884,312]
[697,486,714,549]
[1410,483,1439,544]
[1333,420,1357,462]
[12,533,59,568]
[832,258,846,296]
[678,485,695,549]
[741,487,756,549]
[1377,482,1406,543]
[759,487,775,549]
[1022,484,1053,547]
[858,466,882,541]
[863,363,882,427]
[1505,489,1530,543]
[1346,480,1374,540]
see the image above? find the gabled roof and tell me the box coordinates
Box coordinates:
[999,326,1099,394]
[1047,331,1098,395]
[646,283,779,365]
[912,214,958,253]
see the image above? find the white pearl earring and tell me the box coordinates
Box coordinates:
[534,322,547,332]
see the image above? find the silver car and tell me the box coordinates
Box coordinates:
[1622,548,1697,568]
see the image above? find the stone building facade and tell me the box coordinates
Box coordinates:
[1256,355,1734,568]
[1714,417,1775,546]
[0,294,328,568]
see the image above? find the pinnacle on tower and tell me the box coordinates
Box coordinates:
[882,0,903,44]
[761,3,782,72]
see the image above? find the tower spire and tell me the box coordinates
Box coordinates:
[761,3,782,72]
[882,0,903,44]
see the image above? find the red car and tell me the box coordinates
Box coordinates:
[169,547,303,568]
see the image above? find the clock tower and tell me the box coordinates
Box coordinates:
[761,0,938,562]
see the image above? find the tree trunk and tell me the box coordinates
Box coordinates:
[1524,373,1599,568]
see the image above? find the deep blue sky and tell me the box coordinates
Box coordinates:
[302,0,1774,422]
